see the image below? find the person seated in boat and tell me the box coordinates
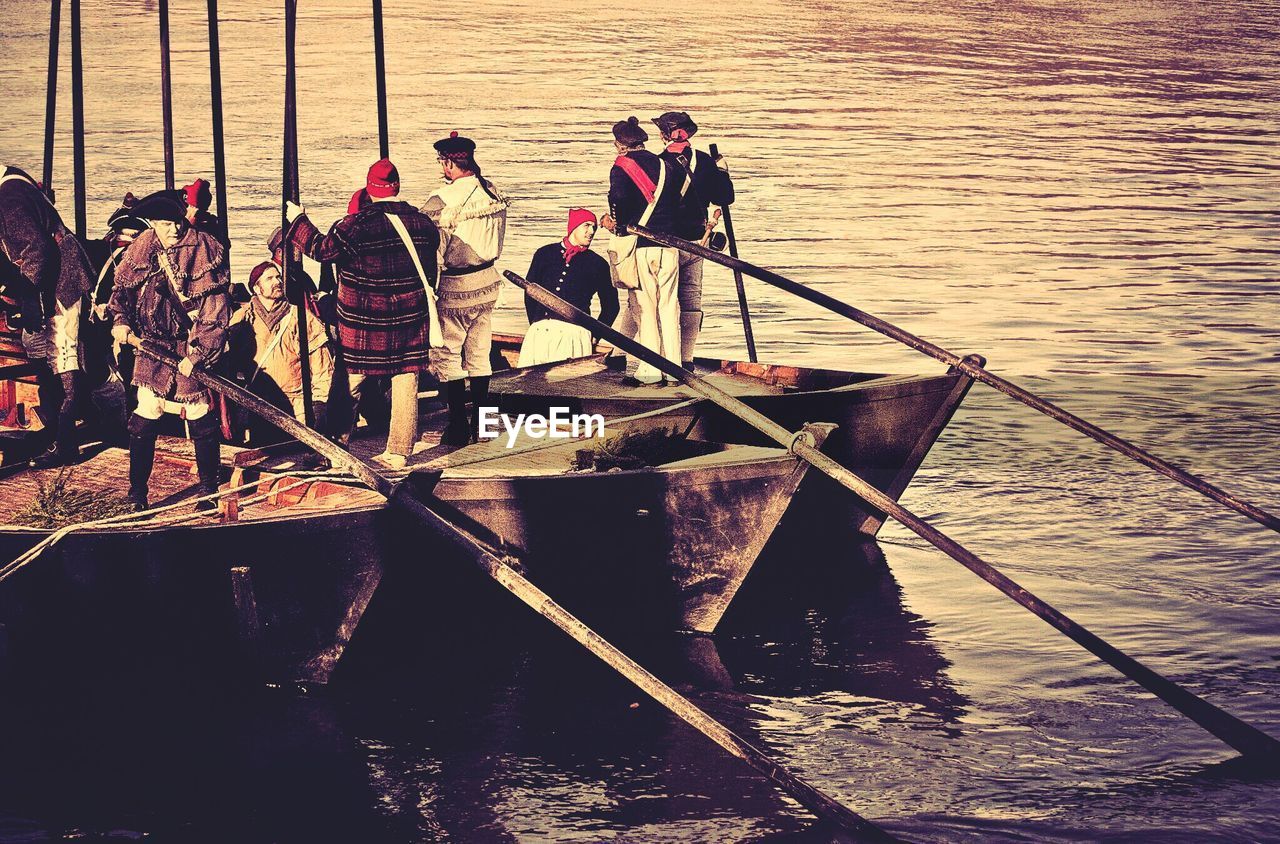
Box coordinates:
[651,110,735,370]
[286,158,438,469]
[108,190,232,511]
[228,260,334,443]
[0,164,96,468]
[517,208,618,367]
[600,117,685,387]
[422,132,511,447]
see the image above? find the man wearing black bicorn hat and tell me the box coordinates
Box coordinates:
[652,111,734,369]
[423,131,510,446]
[108,189,232,511]
[81,193,149,426]
[602,116,685,385]
[0,165,96,468]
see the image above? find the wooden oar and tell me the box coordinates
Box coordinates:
[281,0,314,427]
[207,0,231,259]
[69,0,86,239]
[158,0,175,190]
[372,0,389,159]
[122,337,903,842]
[506,268,1280,765]
[42,0,60,193]
[631,225,1280,536]
[707,144,757,363]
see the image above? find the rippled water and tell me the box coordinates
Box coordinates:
[1,0,1278,841]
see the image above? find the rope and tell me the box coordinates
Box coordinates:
[0,470,350,586]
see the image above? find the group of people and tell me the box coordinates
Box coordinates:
[0,110,734,510]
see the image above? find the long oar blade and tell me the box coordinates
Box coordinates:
[506,269,1280,765]
[630,225,1280,536]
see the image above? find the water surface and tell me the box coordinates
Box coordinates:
[0,0,1277,840]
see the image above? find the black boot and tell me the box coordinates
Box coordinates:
[29,367,73,468]
[191,414,222,512]
[127,414,159,511]
[440,379,471,447]
[470,375,491,441]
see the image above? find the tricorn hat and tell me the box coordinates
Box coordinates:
[652,111,698,138]
[107,192,146,233]
[612,116,648,147]
[130,189,187,224]
[434,131,476,160]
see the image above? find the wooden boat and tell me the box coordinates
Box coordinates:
[0,405,830,688]
[0,331,973,687]
[486,332,978,538]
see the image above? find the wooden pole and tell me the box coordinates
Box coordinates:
[42,0,61,193]
[506,268,1280,766]
[707,144,756,362]
[207,0,231,262]
[282,0,314,427]
[69,0,86,238]
[372,0,389,159]
[158,0,175,190]
[123,337,901,842]
[632,225,1280,535]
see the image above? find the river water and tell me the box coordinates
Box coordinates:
[1,0,1278,841]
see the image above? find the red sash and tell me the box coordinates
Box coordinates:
[614,155,657,203]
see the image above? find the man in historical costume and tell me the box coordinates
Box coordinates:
[652,111,735,369]
[107,190,232,511]
[517,208,618,367]
[181,178,230,252]
[76,194,148,439]
[286,158,438,469]
[0,165,96,468]
[601,117,685,386]
[422,132,510,446]
[228,260,334,444]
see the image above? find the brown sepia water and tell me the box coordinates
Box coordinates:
[1,0,1278,841]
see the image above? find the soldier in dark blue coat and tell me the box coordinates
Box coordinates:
[602,117,686,385]
[653,111,735,367]
[517,208,619,367]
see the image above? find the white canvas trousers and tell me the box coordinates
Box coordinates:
[633,245,681,384]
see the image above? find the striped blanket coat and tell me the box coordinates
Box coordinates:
[291,201,439,375]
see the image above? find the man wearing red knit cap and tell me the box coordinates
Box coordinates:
[285,157,439,468]
[516,208,618,368]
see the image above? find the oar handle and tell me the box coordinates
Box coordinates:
[630,224,1280,535]
[505,267,1280,766]
[127,337,388,495]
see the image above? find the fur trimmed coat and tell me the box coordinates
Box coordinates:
[108,227,231,401]
[0,166,95,330]
[422,175,509,314]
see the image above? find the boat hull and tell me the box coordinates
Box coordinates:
[0,505,394,691]
[416,443,815,634]
[491,355,976,540]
